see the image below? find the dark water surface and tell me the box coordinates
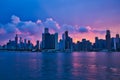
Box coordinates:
[0,51,120,80]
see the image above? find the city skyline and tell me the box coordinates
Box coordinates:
[0,28,120,52]
[0,0,120,45]
[0,21,119,46]
[0,1,120,80]
[0,15,120,45]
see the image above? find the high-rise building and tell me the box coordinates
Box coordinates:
[15,34,18,49]
[35,40,40,51]
[61,31,73,51]
[81,39,87,51]
[42,28,58,50]
[95,37,99,50]
[50,34,55,49]
[59,39,65,51]
[65,31,68,39]
[45,28,49,33]
[55,33,58,50]
[20,37,23,43]
[116,34,120,50]
[62,34,65,50]
[24,39,27,44]
[15,34,18,44]
[42,28,51,49]
[105,30,111,51]
[19,37,24,50]
[27,40,33,50]
[24,39,27,50]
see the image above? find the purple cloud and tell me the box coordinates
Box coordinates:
[92,30,106,34]
[0,15,106,45]
[77,26,106,34]
[11,15,20,24]
[78,26,91,33]
[43,18,60,32]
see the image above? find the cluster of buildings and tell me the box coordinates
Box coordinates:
[0,28,120,52]
[92,30,120,51]
[0,34,40,51]
[74,30,120,51]
[41,28,58,51]
[41,28,73,52]
[58,31,73,52]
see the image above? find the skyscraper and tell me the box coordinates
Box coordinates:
[55,33,58,50]
[35,40,40,51]
[27,40,33,51]
[20,37,23,43]
[65,31,68,39]
[45,28,49,33]
[61,31,73,51]
[42,28,51,49]
[95,37,99,50]
[42,28,58,50]
[15,34,18,44]
[105,30,111,51]
[24,39,27,50]
[116,34,120,50]
[15,34,18,49]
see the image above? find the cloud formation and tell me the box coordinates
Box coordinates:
[0,15,106,45]
[11,15,21,24]
[78,26,105,34]
[78,26,91,33]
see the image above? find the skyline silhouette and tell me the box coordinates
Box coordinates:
[0,28,120,52]
[0,15,119,45]
[0,1,120,80]
[0,0,120,45]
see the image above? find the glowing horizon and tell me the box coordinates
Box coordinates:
[0,15,118,46]
[0,0,120,45]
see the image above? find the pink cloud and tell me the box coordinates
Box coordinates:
[0,15,108,45]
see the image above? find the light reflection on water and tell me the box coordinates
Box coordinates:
[0,52,120,80]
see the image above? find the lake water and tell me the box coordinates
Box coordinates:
[0,51,120,80]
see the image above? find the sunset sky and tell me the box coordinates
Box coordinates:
[0,0,120,45]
